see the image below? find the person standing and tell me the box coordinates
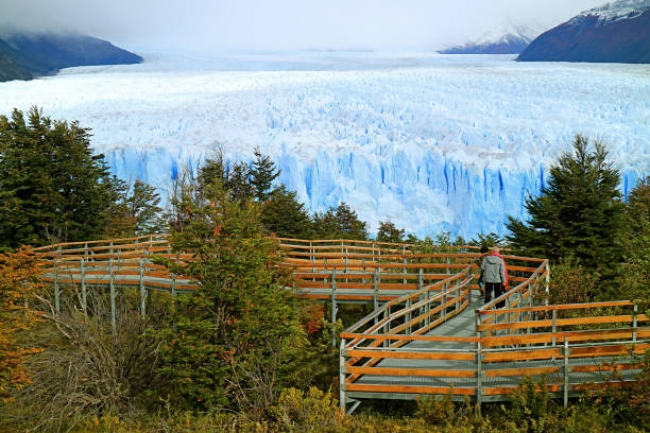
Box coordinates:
[480,246,508,307]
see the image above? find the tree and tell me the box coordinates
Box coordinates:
[127,180,164,235]
[312,203,368,240]
[250,147,280,203]
[0,107,114,247]
[154,175,315,416]
[376,220,405,244]
[615,180,650,299]
[224,161,252,204]
[469,232,504,248]
[104,178,164,238]
[506,135,625,282]
[197,149,254,204]
[261,186,313,239]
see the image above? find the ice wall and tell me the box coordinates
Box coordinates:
[0,51,647,240]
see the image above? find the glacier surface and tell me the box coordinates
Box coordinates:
[0,50,648,239]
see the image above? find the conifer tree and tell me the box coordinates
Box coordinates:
[127,180,164,234]
[260,186,313,238]
[506,135,624,281]
[0,107,113,247]
[376,221,405,244]
[250,147,280,203]
[313,202,368,240]
[155,175,313,414]
[616,180,650,299]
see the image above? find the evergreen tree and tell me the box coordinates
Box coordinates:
[250,147,280,203]
[376,220,405,244]
[312,202,368,240]
[224,161,252,204]
[261,186,313,239]
[506,135,624,281]
[616,180,650,299]
[127,180,164,235]
[154,175,313,414]
[0,107,113,247]
[197,150,254,204]
[197,153,228,197]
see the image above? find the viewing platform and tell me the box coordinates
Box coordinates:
[33,235,650,414]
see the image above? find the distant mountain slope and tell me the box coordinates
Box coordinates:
[439,24,542,55]
[518,0,650,63]
[0,31,143,82]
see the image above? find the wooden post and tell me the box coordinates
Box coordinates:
[633,303,638,343]
[564,336,569,407]
[80,259,87,314]
[110,258,116,334]
[420,269,430,328]
[442,282,448,323]
[331,268,337,347]
[53,259,60,314]
[373,271,379,313]
[476,341,483,410]
[139,259,146,316]
[339,337,346,413]
[552,310,557,347]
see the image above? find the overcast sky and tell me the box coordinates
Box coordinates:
[1,0,608,52]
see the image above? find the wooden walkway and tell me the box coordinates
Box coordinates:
[33,235,650,414]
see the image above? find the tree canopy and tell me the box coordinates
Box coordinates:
[0,107,163,248]
[506,135,625,280]
[0,107,115,247]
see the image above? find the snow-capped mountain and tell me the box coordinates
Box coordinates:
[518,0,650,63]
[0,52,647,239]
[439,23,544,55]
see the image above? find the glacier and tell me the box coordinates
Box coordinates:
[0,50,648,239]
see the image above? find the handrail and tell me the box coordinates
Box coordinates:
[30,236,649,413]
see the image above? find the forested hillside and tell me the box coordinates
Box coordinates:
[0,30,142,82]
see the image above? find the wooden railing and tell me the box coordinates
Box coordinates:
[32,236,649,413]
[338,254,649,412]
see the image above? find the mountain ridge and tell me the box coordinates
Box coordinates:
[518,0,650,63]
[0,30,142,82]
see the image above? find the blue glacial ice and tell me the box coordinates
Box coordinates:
[0,50,647,239]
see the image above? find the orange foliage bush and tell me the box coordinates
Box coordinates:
[0,246,43,403]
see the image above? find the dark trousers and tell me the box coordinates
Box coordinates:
[484,282,505,307]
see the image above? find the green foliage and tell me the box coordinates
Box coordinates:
[104,178,164,238]
[0,107,115,247]
[469,232,504,248]
[261,186,314,238]
[376,220,405,243]
[154,176,314,416]
[251,147,280,203]
[312,202,368,240]
[506,135,625,285]
[271,387,341,432]
[415,389,459,426]
[502,376,557,432]
[544,256,598,304]
[615,181,650,300]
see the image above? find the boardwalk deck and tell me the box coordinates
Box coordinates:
[341,288,646,412]
[33,236,650,414]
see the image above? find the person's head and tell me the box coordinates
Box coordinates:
[491,245,500,253]
[480,245,489,254]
